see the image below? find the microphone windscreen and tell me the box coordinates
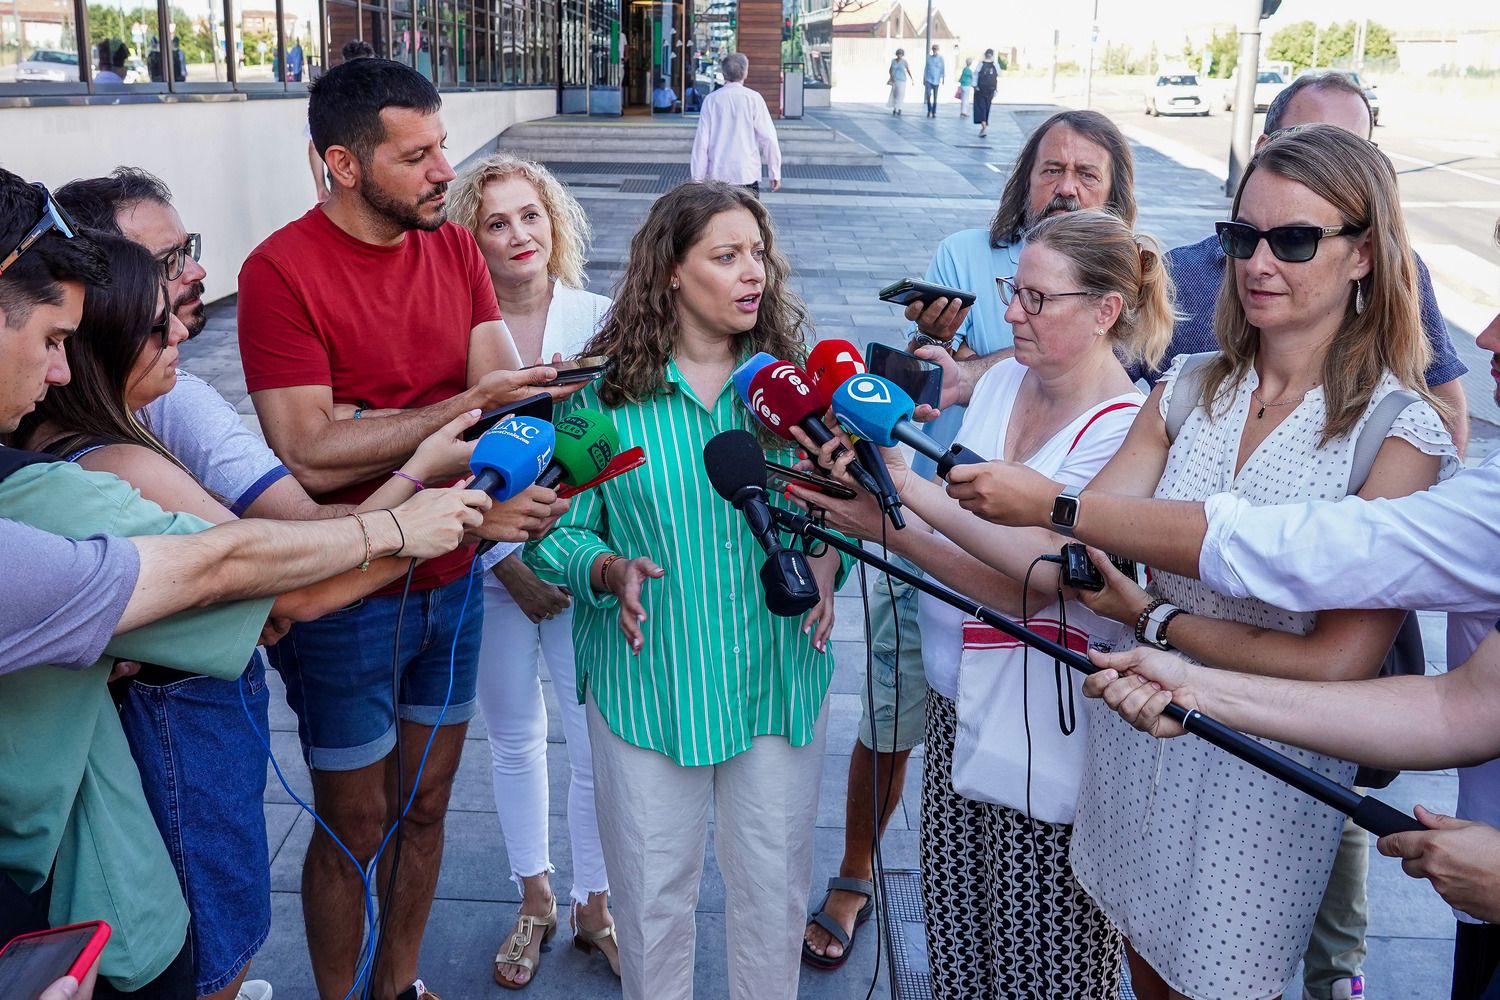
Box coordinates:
[552,407,620,485]
[806,339,867,398]
[703,430,768,503]
[746,363,826,440]
[469,417,557,502]
[732,352,779,408]
[830,374,915,448]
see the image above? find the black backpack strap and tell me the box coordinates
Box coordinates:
[0,447,59,484]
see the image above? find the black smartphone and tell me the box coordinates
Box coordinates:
[866,342,943,409]
[522,354,611,386]
[1060,542,1141,593]
[877,277,978,310]
[765,460,858,501]
[461,392,554,442]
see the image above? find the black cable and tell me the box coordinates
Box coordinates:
[863,517,900,1000]
[365,558,417,1000]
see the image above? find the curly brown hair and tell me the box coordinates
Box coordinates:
[582,181,810,407]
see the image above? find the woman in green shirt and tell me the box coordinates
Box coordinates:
[528,181,847,1000]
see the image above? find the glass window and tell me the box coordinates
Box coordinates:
[435,0,454,84]
[326,0,359,63]
[471,0,491,83]
[1,0,82,86]
[412,0,433,79]
[359,0,389,59]
[164,0,228,84]
[87,0,163,86]
[280,0,322,83]
[391,0,414,66]
[229,0,280,82]
[502,0,522,83]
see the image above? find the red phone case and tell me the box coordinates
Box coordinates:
[0,920,112,989]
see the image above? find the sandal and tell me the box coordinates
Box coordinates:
[801,876,876,971]
[571,900,622,978]
[493,897,558,990]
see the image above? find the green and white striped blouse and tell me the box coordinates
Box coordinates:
[527,360,851,766]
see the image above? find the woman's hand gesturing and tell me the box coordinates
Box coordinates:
[603,555,666,655]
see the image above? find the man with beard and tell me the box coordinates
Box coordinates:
[236,58,569,1000]
[802,107,1137,968]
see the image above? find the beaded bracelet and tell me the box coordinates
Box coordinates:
[391,470,425,491]
[598,553,622,592]
[1134,597,1169,646]
[349,512,372,572]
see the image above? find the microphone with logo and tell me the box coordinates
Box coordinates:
[732,351,779,403]
[831,373,986,479]
[805,339,905,530]
[703,430,820,617]
[468,416,555,557]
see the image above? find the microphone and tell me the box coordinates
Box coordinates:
[741,361,887,503]
[469,417,556,501]
[731,351,779,406]
[805,339,905,530]
[702,430,820,617]
[537,408,620,491]
[831,373,986,479]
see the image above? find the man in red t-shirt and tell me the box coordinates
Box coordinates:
[238,57,571,1000]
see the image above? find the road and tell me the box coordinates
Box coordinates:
[1082,78,1500,434]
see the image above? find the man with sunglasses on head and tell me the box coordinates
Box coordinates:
[1146,71,1469,457]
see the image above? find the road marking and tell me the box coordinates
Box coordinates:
[1117,122,1226,179]
[1402,201,1500,210]
[1388,152,1500,189]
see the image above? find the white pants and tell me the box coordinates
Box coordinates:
[477,577,608,903]
[887,81,907,109]
[960,85,972,116]
[588,695,828,1000]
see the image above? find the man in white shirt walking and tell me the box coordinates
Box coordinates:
[690,52,782,194]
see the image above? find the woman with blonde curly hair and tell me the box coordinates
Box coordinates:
[526,180,849,1000]
[448,152,618,988]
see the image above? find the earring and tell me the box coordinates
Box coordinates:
[671,280,679,291]
[1354,278,1367,316]
[1096,328,1106,337]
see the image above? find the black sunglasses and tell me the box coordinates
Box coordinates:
[158,233,202,282]
[149,283,172,344]
[0,183,79,279]
[1216,220,1367,264]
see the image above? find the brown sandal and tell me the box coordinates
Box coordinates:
[571,900,621,978]
[493,897,558,990]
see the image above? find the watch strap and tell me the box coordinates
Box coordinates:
[1051,484,1083,538]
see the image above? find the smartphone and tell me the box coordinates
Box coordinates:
[0,921,111,1000]
[877,278,978,310]
[866,342,943,410]
[462,392,554,442]
[1060,542,1142,593]
[522,355,611,386]
[766,460,858,500]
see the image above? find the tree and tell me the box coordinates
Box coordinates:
[1266,19,1315,71]
[832,0,880,12]
[1205,28,1237,78]
[1268,18,1398,72]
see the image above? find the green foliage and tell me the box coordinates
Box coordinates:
[1206,29,1236,78]
[1267,18,1399,73]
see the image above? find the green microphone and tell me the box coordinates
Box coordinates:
[538,408,619,490]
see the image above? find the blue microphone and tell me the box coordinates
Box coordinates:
[469,417,556,502]
[731,352,779,419]
[831,373,985,479]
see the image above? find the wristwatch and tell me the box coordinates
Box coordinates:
[1144,602,1182,650]
[1050,485,1083,538]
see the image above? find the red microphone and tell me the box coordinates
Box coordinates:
[802,341,906,529]
[746,362,887,504]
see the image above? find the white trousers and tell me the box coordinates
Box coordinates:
[476,577,608,903]
[887,80,907,109]
[588,695,828,1000]
[960,85,972,116]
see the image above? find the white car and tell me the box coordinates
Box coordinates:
[1146,74,1209,117]
[1222,69,1287,113]
[1331,69,1380,126]
[14,48,78,83]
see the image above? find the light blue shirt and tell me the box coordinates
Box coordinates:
[909,229,1020,479]
[924,54,945,86]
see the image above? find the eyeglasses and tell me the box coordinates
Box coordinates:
[996,276,1096,316]
[157,233,202,282]
[1215,220,1367,264]
[0,183,78,279]
[149,284,172,345]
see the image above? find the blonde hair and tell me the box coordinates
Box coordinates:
[448,152,593,289]
[1202,124,1439,444]
[1023,209,1175,371]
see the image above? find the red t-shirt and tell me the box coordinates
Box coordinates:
[237,207,501,593]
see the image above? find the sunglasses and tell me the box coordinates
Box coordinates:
[149,283,172,344]
[997,276,1095,316]
[1215,220,1367,264]
[158,233,202,282]
[0,183,78,279]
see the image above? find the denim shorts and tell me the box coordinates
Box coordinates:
[859,555,930,753]
[268,570,484,772]
[118,655,272,996]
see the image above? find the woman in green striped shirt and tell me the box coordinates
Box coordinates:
[527,181,849,1000]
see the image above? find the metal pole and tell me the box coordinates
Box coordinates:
[1050,28,1059,96]
[924,0,931,54]
[1083,0,1098,108]
[1225,0,1263,196]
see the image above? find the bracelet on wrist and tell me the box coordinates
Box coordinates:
[597,553,622,593]
[1150,605,1184,651]
[391,470,425,490]
[1134,597,1169,646]
[348,512,373,572]
[383,508,407,557]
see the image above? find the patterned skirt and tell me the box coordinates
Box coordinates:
[921,692,1121,1000]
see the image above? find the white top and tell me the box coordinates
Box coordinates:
[480,282,612,574]
[918,357,1141,700]
[140,371,289,514]
[690,81,783,186]
[1070,355,1459,998]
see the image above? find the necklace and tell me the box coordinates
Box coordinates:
[1251,385,1314,419]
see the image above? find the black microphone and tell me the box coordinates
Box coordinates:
[703,430,820,617]
[852,437,906,530]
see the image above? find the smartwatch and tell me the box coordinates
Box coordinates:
[1144,602,1182,650]
[1050,485,1083,538]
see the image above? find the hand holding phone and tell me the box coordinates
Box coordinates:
[0,922,110,1000]
[1060,543,1141,592]
[521,355,611,387]
[866,342,943,410]
[878,278,978,310]
[765,461,858,501]
[461,392,555,442]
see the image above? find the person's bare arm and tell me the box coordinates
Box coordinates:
[1432,377,1469,458]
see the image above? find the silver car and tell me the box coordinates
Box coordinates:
[1146,73,1210,117]
[15,48,78,83]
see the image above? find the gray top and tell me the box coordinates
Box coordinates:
[0,519,139,675]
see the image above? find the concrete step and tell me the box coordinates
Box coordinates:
[498,118,882,168]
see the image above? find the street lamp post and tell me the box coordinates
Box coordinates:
[1082,0,1098,109]
[1225,0,1265,196]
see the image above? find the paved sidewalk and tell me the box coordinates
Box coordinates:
[182,102,1459,1000]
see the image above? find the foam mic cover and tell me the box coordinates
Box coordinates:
[468,417,556,502]
[745,363,826,440]
[806,339,868,398]
[830,374,915,448]
[731,352,779,411]
[540,408,619,489]
[704,428,769,502]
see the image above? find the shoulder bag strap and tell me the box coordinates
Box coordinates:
[1346,389,1420,496]
[1164,351,1219,443]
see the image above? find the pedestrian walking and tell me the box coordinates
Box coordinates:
[690,52,782,195]
[958,57,974,117]
[974,49,998,137]
[923,44,945,118]
[887,49,912,116]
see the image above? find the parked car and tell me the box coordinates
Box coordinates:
[1324,68,1381,126]
[1145,73,1210,117]
[1222,69,1288,113]
[14,48,78,83]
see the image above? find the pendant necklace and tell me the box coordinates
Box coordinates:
[1251,385,1314,419]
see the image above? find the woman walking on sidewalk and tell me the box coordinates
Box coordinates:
[958,57,974,117]
[974,49,998,137]
[887,48,912,116]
